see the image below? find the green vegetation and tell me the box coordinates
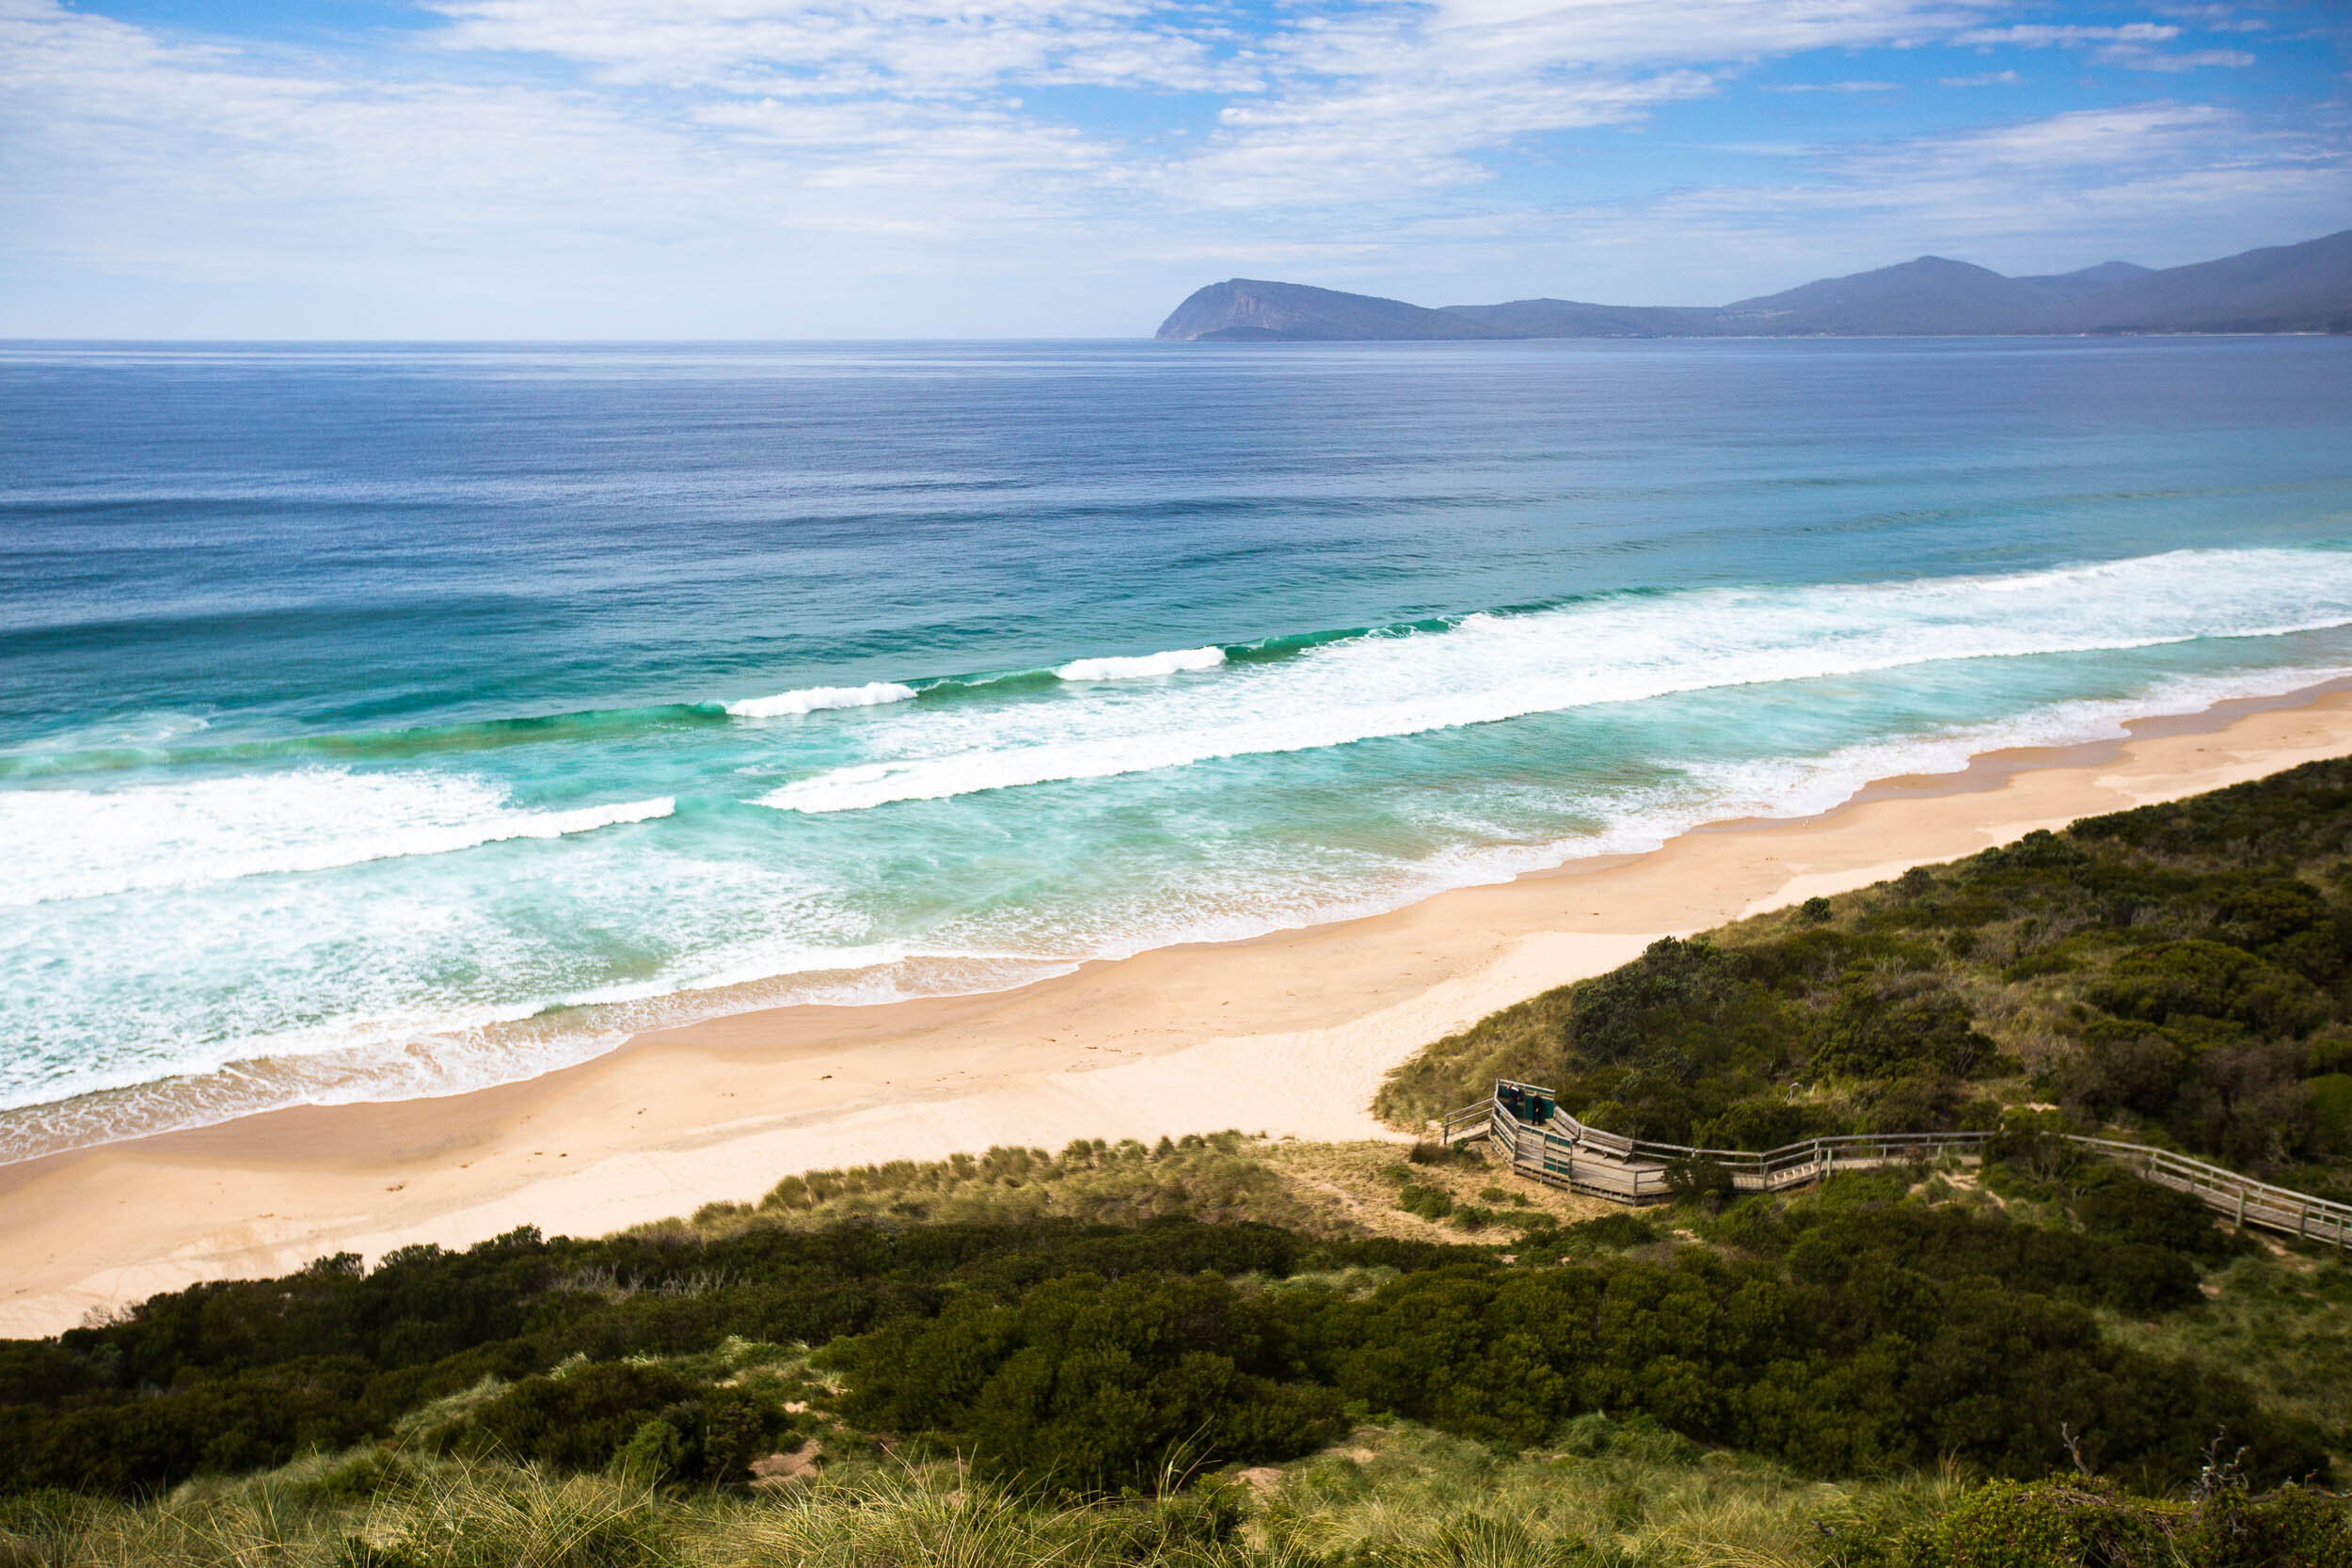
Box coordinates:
[0,1417,1931,1568]
[0,1159,2332,1501]
[13,763,2352,1562]
[1378,756,2352,1202]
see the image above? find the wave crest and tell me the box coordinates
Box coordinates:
[725,682,918,718]
[2,770,675,906]
[1054,647,1226,681]
[755,546,2352,815]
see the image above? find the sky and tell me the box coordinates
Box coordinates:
[1,0,2347,337]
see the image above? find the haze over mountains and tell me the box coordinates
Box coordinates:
[1155,230,2352,341]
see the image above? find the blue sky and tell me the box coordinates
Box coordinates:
[1,0,2345,336]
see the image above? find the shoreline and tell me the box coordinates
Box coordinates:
[7,680,2352,1336]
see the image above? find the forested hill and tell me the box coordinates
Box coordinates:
[1379,752,2352,1204]
[1155,227,2352,340]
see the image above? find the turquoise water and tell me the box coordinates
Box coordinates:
[5,336,2352,1159]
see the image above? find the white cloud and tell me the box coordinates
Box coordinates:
[2150,3,2270,31]
[424,0,1249,95]
[1956,23,2180,46]
[1164,71,1717,208]
[0,0,2341,334]
[1643,102,2345,261]
[1953,18,2254,71]
[2115,46,2256,70]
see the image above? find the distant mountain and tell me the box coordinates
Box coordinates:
[1153,230,2352,341]
[2058,230,2352,335]
[1154,279,1503,341]
[2016,261,2153,299]
[1715,255,2061,336]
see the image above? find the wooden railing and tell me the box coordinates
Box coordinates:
[1444,1081,2351,1247]
[2067,1134,2352,1247]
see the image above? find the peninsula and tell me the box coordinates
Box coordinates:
[1156,227,2352,341]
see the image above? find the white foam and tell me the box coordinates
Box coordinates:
[0,768,675,906]
[1054,646,1226,681]
[9,652,2347,1160]
[725,681,916,718]
[755,547,2352,815]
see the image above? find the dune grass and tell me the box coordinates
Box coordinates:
[666,1132,1329,1242]
[0,1412,1938,1568]
[2099,1246,2352,1468]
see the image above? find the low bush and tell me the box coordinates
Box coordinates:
[433,1360,796,1484]
[1839,1476,2352,1568]
[1394,1185,1454,1222]
[829,1270,1343,1492]
[2076,1171,2235,1262]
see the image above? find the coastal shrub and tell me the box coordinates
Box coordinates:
[1292,1246,2311,1485]
[1,1192,2326,1504]
[2090,940,2329,1037]
[812,1188,2323,1493]
[1565,1212,1661,1251]
[830,1270,1343,1491]
[2075,1172,2233,1262]
[1814,975,1997,1079]
[1395,1184,1454,1222]
[1880,1477,2352,1568]
[0,1216,1352,1497]
[0,1355,375,1493]
[443,1360,774,1478]
[1378,756,2352,1190]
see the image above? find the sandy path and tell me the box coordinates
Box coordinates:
[4,683,2349,1337]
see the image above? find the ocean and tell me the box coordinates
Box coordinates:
[5,334,2351,1161]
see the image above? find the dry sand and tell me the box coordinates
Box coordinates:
[6,683,2352,1337]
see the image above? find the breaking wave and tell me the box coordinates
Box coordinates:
[3,769,675,906]
[725,682,918,718]
[755,547,2352,814]
[1054,646,1226,681]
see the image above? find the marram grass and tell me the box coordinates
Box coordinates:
[0,1418,1917,1568]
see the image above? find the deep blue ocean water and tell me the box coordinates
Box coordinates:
[5,336,2351,1158]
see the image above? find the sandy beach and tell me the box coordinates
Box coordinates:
[5,681,2352,1338]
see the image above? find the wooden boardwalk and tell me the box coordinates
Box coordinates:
[1442,1078,2352,1248]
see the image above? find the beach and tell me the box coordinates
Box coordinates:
[3,680,2349,1338]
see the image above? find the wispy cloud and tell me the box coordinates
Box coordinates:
[1957,23,2181,46]
[2118,46,2256,70]
[424,0,1252,95]
[1955,18,2254,70]
[0,0,2343,333]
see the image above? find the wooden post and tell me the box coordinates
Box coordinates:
[2236,1189,2248,1228]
